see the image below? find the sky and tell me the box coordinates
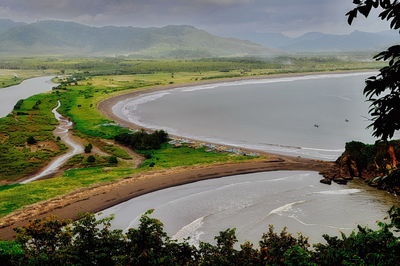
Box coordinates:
[0,0,391,37]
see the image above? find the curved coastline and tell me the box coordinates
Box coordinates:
[0,70,372,239]
[99,70,375,159]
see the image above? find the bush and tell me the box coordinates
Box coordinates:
[13,100,24,110]
[84,143,93,153]
[26,136,37,145]
[86,155,96,163]
[107,156,118,164]
[115,130,168,150]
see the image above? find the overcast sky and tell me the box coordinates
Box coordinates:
[0,0,391,37]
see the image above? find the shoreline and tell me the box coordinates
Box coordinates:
[98,69,375,157]
[0,70,370,239]
[0,158,333,240]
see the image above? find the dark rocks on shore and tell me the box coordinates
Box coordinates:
[333,178,348,185]
[320,178,332,185]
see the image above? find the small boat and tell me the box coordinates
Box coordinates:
[314,124,319,128]
[345,119,349,122]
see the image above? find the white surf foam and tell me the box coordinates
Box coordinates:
[268,200,306,216]
[172,217,205,246]
[314,189,362,195]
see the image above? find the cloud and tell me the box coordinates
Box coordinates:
[0,0,390,35]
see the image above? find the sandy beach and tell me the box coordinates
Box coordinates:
[1,70,368,239]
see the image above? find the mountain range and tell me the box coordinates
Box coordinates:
[0,19,398,57]
[0,19,273,57]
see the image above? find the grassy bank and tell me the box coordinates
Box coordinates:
[0,69,56,89]
[0,144,252,217]
[0,93,66,181]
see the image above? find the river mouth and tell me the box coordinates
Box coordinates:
[101,171,398,245]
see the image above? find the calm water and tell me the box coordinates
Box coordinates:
[101,171,398,245]
[114,72,379,160]
[106,73,400,245]
[0,76,56,117]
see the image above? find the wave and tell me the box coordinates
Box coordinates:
[179,72,374,93]
[314,189,362,195]
[172,217,205,246]
[289,215,353,230]
[268,200,306,216]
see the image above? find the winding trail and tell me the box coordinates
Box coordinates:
[20,101,84,184]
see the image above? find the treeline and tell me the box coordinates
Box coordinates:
[115,130,168,150]
[1,208,399,265]
[0,57,381,75]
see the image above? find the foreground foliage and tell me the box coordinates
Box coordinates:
[0,208,399,265]
[347,0,400,140]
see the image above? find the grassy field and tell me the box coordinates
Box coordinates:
[0,93,66,181]
[0,144,253,217]
[0,56,385,217]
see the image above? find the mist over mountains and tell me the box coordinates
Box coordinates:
[236,30,398,52]
[0,19,273,57]
[0,19,398,57]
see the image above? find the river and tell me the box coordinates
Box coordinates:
[0,76,56,118]
[101,171,398,245]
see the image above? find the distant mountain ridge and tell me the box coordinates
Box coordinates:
[0,19,274,57]
[236,30,398,52]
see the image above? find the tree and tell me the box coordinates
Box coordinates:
[84,143,93,153]
[26,136,37,145]
[86,155,96,163]
[347,0,400,141]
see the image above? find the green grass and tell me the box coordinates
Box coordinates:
[139,144,250,169]
[0,167,135,216]
[0,93,66,180]
[0,144,253,217]
[0,76,23,88]
[0,69,56,89]
[101,144,132,159]
[0,241,22,256]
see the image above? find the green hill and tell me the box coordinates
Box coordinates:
[0,20,275,57]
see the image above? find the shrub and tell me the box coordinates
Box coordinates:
[26,136,37,145]
[13,100,24,110]
[107,156,118,164]
[84,143,93,153]
[86,155,96,163]
[115,130,168,150]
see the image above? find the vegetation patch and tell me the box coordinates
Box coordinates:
[0,93,66,180]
